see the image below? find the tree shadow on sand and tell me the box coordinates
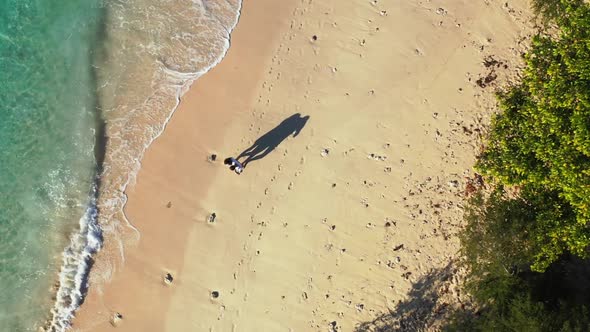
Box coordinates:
[237,113,310,167]
[355,263,461,332]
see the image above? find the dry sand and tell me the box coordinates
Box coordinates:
[73,0,533,331]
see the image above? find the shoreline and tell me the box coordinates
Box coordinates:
[73,0,533,330]
[47,1,246,331]
[72,0,297,330]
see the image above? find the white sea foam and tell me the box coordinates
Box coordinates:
[45,0,243,330]
[45,184,101,332]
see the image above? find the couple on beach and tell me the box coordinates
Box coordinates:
[224,113,310,175]
[224,157,244,175]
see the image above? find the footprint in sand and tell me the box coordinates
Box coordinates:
[207,212,217,224]
[163,272,174,285]
[110,312,123,327]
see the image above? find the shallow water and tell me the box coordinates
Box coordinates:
[0,1,101,330]
[0,0,241,330]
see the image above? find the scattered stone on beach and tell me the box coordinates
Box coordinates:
[166,201,172,208]
[311,35,318,41]
[321,148,330,157]
[393,244,404,251]
[207,212,217,224]
[207,154,217,162]
[211,290,220,299]
[111,312,123,326]
[332,183,337,188]
[164,273,174,285]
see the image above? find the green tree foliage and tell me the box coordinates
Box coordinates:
[447,192,590,332]
[531,0,584,22]
[477,0,590,271]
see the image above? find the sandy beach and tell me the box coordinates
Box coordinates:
[73,0,532,331]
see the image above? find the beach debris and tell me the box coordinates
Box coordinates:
[207,212,217,224]
[111,312,123,326]
[211,290,220,299]
[207,154,217,162]
[393,244,404,251]
[385,218,397,227]
[164,272,174,285]
[380,10,387,16]
[321,148,330,157]
[368,153,387,161]
[311,35,318,41]
[436,7,447,15]
[332,183,337,188]
[384,166,392,173]
[483,55,500,68]
[166,201,172,208]
[476,71,498,88]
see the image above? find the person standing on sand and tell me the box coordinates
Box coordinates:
[224,157,244,174]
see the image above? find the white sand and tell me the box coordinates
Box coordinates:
[73,1,533,331]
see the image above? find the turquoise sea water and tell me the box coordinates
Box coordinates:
[0,1,101,330]
[0,0,242,330]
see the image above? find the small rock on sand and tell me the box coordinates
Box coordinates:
[164,273,174,285]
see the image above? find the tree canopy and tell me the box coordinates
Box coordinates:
[477,0,590,271]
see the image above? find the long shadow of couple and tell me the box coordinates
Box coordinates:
[237,113,310,168]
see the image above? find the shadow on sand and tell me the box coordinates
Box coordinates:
[354,263,459,332]
[238,113,310,167]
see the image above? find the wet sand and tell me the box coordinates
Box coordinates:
[73,0,532,331]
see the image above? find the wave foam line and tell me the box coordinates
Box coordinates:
[45,1,244,331]
[44,183,102,332]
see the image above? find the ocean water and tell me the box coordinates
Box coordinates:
[0,0,241,331]
[0,0,101,330]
